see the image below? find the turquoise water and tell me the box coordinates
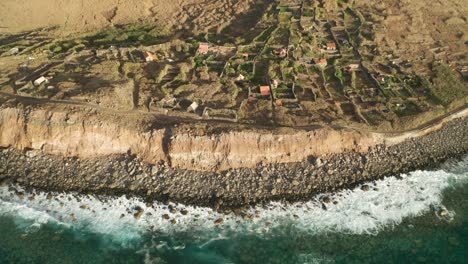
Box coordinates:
[0,156,467,264]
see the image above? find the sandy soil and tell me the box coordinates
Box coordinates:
[355,0,467,74]
[0,0,258,35]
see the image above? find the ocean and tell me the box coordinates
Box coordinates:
[0,156,467,264]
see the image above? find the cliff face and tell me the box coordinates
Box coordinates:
[0,107,167,164]
[0,107,384,171]
[169,129,380,171]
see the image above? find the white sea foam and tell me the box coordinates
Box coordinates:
[0,157,467,243]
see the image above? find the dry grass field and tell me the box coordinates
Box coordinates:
[0,0,262,36]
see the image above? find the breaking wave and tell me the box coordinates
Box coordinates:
[0,156,467,246]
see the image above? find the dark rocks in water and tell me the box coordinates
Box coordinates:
[46,193,53,200]
[170,208,177,214]
[361,185,370,191]
[180,209,189,215]
[79,205,88,209]
[0,178,9,187]
[242,214,254,221]
[162,214,170,220]
[133,206,144,219]
[439,209,449,217]
[448,237,460,246]
[170,219,177,224]
[321,203,327,210]
[214,218,224,225]
[322,196,331,203]
[233,207,247,215]
[15,191,25,199]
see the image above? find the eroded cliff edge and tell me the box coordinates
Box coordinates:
[0,105,467,208]
[0,106,384,171]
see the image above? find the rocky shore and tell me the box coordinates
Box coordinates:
[0,117,466,210]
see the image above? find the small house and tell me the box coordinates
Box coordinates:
[313,58,328,67]
[143,51,156,62]
[9,47,19,55]
[276,48,287,58]
[326,42,337,51]
[236,74,245,81]
[272,79,280,88]
[198,43,210,55]
[376,76,386,83]
[260,86,271,96]
[347,64,360,72]
[33,76,47,86]
[187,102,199,112]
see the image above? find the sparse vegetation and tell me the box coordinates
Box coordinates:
[430,64,467,106]
[0,0,466,131]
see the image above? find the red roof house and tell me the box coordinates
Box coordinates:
[326,42,337,50]
[313,58,328,67]
[143,51,156,62]
[260,86,271,96]
[276,48,287,58]
[198,43,210,54]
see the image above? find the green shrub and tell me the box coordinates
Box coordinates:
[430,64,467,105]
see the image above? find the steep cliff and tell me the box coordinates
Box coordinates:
[0,106,386,171]
[169,129,380,171]
[0,107,167,165]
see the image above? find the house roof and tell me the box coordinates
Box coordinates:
[34,76,46,83]
[314,58,327,65]
[34,76,47,86]
[277,48,287,55]
[189,101,199,110]
[198,43,210,53]
[143,51,155,60]
[326,42,337,49]
[260,86,271,96]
